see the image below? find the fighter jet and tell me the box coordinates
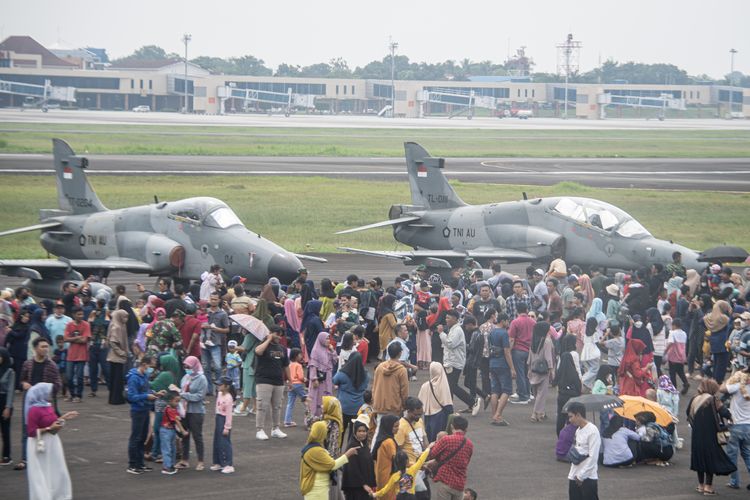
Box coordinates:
[0,139,323,297]
[337,142,703,272]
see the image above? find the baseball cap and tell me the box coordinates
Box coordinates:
[534,268,545,276]
[567,274,579,282]
[740,311,750,321]
[415,264,427,272]
[231,275,247,285]
[227,340,238,348]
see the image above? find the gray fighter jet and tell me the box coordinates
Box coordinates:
[0,139,322,297]
[337,142,703,272]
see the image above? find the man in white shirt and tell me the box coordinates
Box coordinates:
[439,310,480,414]
[567,402,601,500]
[721,376,750,489]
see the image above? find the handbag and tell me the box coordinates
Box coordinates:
[565,446,588,465]
[717,430,730,446]
[36,432,45,453]
[530,338,550,374]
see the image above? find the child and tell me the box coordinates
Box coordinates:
[656,375,682,449]
[225,340,242,394]
[353,326,369,365]
[664,318,689,395]
[53,336,68,397]
[160,391,187,475]
[598,323,624,387]
[284,348,308,428]
[357,389,376,445]
[370,448,430,499]
[210,377,235,474]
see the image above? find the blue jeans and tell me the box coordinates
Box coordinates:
[227,366,240,392]
[159,427,176,470]
[511,349,530,400]
[284,383,307,424]
[212,414,232,467]
[128,410,150,469]
[152,411,163,459]
[727,423,750,487]
[66,360,85,398]
[88,343,110,393]
[202,345,221,394]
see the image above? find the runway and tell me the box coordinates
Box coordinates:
[3,108,750,130]
[1,153,748,190]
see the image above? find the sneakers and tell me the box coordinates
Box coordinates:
[284,421,297,428]
[233,407,249,416]
[210,464,223,471]
[161,467,178,475]
[271,428,288,439]
[139,465,153,472]
[471,397,482,416]
[126,467,143,475]
[0,458,12,466]
[256,429,269,441]
[221,466,235,474]
[510,398,530,405]
[72,397,82,403]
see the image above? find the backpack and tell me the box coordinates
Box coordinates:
[646,422,672,450]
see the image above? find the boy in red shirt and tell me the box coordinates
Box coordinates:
[160,391,187,475]
[63,306,91,402]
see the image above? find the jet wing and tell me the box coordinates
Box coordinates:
[338,247,537,263]
[293,253,328,264]
[0,221,62,237]
[335,216,422,235]
[0,258,154,279]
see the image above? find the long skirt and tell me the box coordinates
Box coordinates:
[108,362,126,405]
[424,405,454,443]
[27,433,72,500]
[416,329,432,364]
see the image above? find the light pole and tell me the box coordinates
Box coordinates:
[389,36,398,118]
[182,34,192,113]
[729,48,737,116]
[563,33,572,119]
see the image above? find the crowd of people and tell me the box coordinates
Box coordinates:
[1,251,750,499]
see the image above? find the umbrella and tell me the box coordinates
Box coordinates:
[613,395,674,427]
[698,245,749,263]
[563,394,623,413]
[229,314,269,341]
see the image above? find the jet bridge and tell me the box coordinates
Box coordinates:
[0,79,76,111]
[597,92,686,120]
[217,85,316,116]
[417,88,500,119]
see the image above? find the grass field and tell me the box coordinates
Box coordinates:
[0,175,747,259]
[1,123,749,157]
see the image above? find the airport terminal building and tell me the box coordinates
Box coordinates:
[1,35,748,119]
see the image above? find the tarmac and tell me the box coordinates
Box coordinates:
[1,368,749,499]
[1,154,748,191]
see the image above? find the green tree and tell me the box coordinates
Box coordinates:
[230,55,272,76]
[299,62,333,77]
[275,63,301,77]
[190,56,233,74]
[130,45,168,60]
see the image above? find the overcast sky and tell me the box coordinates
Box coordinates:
[3,0,748,78]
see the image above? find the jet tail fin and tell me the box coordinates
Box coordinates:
[53,138,107,215]
[404,142,465,210]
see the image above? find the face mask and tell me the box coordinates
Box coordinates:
[740,321,747,329]
[634,321,643,328]
[185,369,193,375]
[145,367,154,376]
[54,312,63,318]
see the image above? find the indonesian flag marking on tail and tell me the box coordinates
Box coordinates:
[63,166,73,180]
[417,164,427,177]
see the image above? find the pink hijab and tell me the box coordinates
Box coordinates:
[284,298,301,332]
[308,332,335,372]
[148,307,166,330]
[183,355,204,375]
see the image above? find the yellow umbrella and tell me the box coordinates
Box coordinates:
[613,395,674,427]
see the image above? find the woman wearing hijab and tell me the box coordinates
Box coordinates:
[106,309,130,405]
[0,347,15,464]
[321,396,345,500]
[618,339,653,397]
[554,334,582,435]
[627,314,654,365]
[645,307,666,378]
[27,308,50,361]
[117,296,140,347]
[333,352,369,436]
[308,332,338,419]
[684,269,701,297]
[377,294,398,361]
[176,355,208,471]
[580,317,602,391]
[5,308,30,390]
[300,421,358,499]
[528,321,555,422]
[687,379,736,495]
[252,298,275,330]
[147,353,180,463]
[586,298,607,328]
[418,362,454,442]
[705,300,732,382]
[285,298,303,351]
[342,418,377,500]
[234,323,259,416]
[319,279,337,325]
[578,274,595,309]
[25,382,78,500]
[302,300,325,357]
[372,414,400,500]
[260,283,284,316]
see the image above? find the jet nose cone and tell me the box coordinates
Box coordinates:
[268,253,303,284]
